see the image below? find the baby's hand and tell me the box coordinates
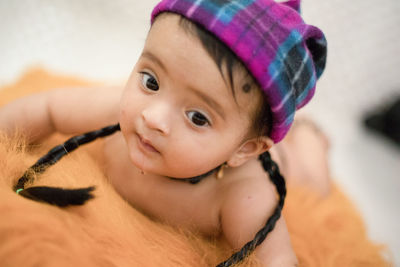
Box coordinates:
[0,92,55,142]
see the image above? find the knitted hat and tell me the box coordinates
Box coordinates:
[151,0,327,143]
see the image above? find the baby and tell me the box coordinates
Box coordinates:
[0,0,327,266]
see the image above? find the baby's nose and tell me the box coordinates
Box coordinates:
[141,104,170,135]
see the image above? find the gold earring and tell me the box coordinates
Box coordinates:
[216,163,227,180]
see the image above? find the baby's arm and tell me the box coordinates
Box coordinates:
[0,87,122,143]
[221,180,297,266]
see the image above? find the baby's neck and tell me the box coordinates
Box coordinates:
[167,165,222,184]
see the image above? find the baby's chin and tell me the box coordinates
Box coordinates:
[128,149,217,178]
[132,159,210,179]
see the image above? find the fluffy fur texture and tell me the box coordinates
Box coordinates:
[0,68,389,266]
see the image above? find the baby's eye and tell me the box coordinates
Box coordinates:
[186,111,210,127]
[140,72,159,91]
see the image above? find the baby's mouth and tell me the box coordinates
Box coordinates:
[136,133,160,153]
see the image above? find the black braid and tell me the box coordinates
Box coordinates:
[13,124,286,266]
[215,151,286,267]
[14,124,120,207]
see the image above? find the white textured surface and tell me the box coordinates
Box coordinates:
[1,0,399,264]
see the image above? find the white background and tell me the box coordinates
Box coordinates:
[0,0,399,264]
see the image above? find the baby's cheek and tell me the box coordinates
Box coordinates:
[119,98,138,126]
[166,141,220,174]
[120,104,133,118]
[118,108,129,129]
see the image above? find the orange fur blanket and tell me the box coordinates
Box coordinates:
[0,69,389,266]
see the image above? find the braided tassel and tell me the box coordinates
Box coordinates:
[17,186,95,207]
[14,124,120,207]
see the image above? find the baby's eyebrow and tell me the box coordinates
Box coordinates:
[141,51,168,74]
[189,87,226,120]
[141,50,225,120]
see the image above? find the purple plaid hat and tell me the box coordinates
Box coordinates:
[151,0,327,143]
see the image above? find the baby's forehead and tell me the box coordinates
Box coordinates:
[220,63,262,108]
[145,14,262,116]
[214,70,262,123]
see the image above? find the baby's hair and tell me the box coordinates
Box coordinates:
[176,15,273,138]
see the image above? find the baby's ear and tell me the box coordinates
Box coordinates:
[227,136,273,167]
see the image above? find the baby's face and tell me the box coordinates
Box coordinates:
[119,14,260,178]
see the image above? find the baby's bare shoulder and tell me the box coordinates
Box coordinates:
[219,160,297,265]
[219,160,277,248]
